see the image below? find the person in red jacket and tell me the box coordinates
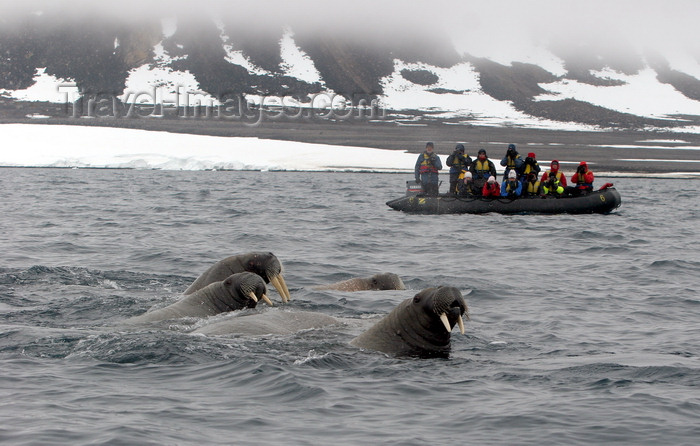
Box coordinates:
[482,176,501,197]
[540,160,567,187]
[565,161,594,196]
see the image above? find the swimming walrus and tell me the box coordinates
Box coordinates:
[123,272,270,325]
[184,252,290,303]
[194,286,468,358]
[350,286,468,357]
[312,273,405,291]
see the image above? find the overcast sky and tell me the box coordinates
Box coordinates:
[4,0,699,58]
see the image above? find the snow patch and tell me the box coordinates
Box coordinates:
[535,68,700,119]
[121,42,218,107]
[279,28,323,84]
[0,68,78,103]
[215,19,272,76]
[0,124,420,172]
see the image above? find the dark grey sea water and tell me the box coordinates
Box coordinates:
[1,168,699,445]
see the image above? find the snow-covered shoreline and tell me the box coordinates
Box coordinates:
[2,123,699,177]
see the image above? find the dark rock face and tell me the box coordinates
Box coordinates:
[469,58,559,102]
[0,13,154,95]
[401,69,439,86]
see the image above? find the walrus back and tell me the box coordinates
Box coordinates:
[193,310,340,336]
[184,256,246,295]
[123,281,232,325]
[350,300,413,354]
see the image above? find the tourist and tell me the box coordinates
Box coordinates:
[470,149,497,194]
[541,172,564,196]
[540,160,567,187]
[501,170,522,198]
[446,144,472,194]
[414,142,443,196]
[522,172,542,197]
[565,161,594,196]
[482,176,501,197]
[458,171,478,196]
[520,152,541,182]
[500,143,523,180]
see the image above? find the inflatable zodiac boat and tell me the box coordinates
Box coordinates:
[386,181,622,215]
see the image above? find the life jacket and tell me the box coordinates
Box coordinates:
[473,159,491,179]
[546,170,563,182]
[418,153,439,174]
[522,162,538,175]
[525,180,540,195]
[573,172,593,189]
[505,156,520,169]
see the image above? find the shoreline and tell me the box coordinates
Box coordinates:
[2,100,700,175]
[1,165,697,179]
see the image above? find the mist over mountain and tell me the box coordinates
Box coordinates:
[1,0,699,130]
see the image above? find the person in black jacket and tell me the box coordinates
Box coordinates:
[469,149,497,195]
[445,144,472,194]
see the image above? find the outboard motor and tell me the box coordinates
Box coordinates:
[406,180,422,196]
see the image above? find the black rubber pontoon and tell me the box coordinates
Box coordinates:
[386,187,621,215]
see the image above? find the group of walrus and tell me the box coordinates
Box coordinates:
[123,252,469,358]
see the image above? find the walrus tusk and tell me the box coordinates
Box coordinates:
[270,275,291,302]
[247,292,258,303]
[457,315,465,335]
[279,275,291,301]
[439,313,452,333]
[261,294,274,306]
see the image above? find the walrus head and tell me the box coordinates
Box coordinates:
[350,286,468,358]
[246,252,291,303]
[411,286,468,348]
[216,272,271,310]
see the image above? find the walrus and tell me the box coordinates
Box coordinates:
[312,272,406,291]
[194,286,468,358]
[184,252,290,303]
[192,309,340,336]
[350,286,468,357]
[123,272,270,325]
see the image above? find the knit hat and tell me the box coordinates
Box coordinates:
[508,144,516,150]
[527,152,536,158]
[508,170,517,179]
[487,176,496,183]
[551,160,559,170]
[455,143,465,152]
[426,142,434,148]
[478,149,486,155]
[464,171,472,179]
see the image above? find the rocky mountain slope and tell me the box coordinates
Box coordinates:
[1,8,699,130]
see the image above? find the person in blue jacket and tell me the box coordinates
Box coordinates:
[501,169,522,198]
[414,142,442,196]
[500,143,524,180]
